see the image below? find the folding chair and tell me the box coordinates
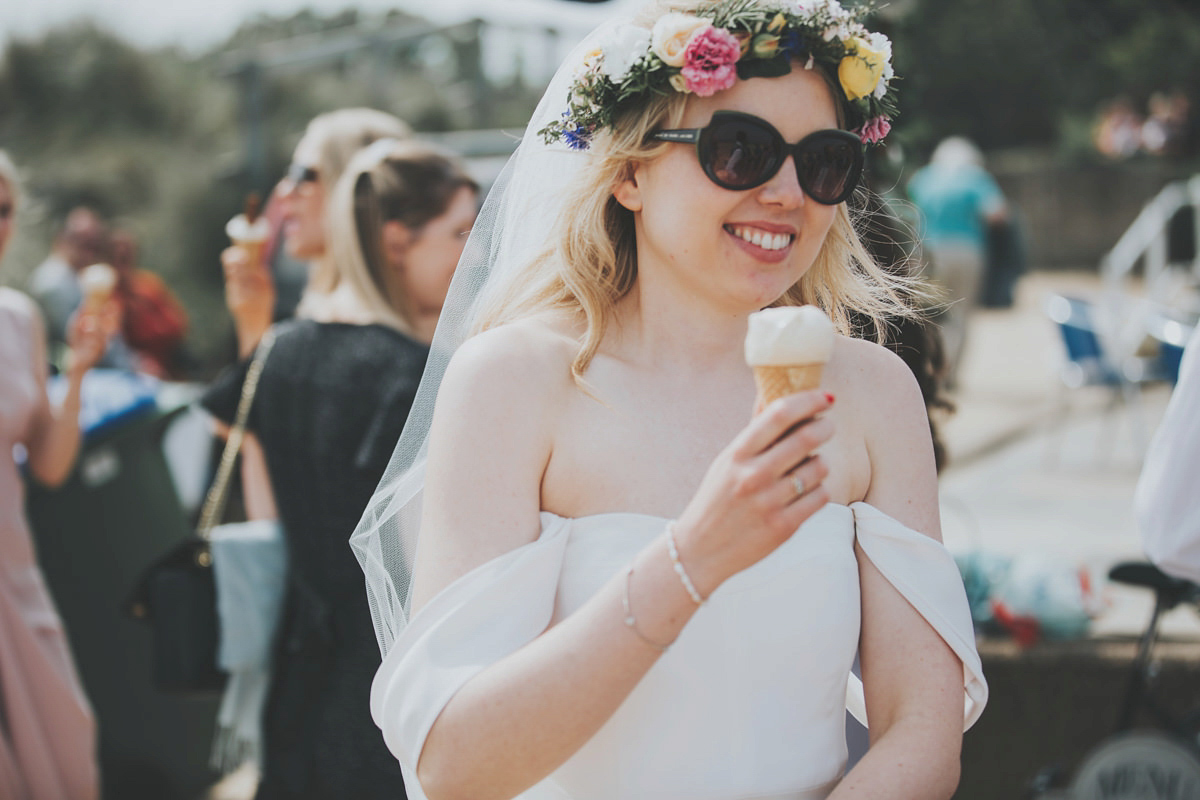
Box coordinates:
[1044,293,1153,461]
[1143,309,1194,386]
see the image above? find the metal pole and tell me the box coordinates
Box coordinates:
[467,19,491,127]
[239,60,268,193]
[1191,175,1200,282]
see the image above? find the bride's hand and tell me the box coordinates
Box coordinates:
[675,390,833,598]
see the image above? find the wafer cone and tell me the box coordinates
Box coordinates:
[83,285,113,311]
[753,363,824,407]
[79,263,117,311]
[233,238,265,267]
[226,193,269,266]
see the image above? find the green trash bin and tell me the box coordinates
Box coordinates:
[26,376,221,800]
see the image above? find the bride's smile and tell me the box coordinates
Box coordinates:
[618,66,840,315]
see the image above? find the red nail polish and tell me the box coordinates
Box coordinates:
[825,393,835,404]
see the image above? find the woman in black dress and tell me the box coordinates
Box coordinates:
[203,140,478,800]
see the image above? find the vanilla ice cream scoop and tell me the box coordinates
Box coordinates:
[79,263,117,307]
[745,305,834,367]
[225,214,271,245]
[745,305,834,406]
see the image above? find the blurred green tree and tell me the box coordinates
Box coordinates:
[893,0,1200,154]
[0,10,531,374]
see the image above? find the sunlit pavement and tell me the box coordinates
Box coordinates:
[936,270,1197,638]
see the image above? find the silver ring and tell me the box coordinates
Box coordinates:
[791,472,806,498]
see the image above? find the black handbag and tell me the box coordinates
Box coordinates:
[128,537,225,693]
[128,330,276,694]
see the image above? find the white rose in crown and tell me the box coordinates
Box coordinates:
[651,12,711,68]
[864,30,895,98]
[600,25,653,82]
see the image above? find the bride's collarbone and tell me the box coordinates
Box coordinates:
[543,402,729,517]
[540,392,865,517]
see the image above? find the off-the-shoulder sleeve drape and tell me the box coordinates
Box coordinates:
[845,502,987,731]
[370,513,574,775]
[372,503,988,787]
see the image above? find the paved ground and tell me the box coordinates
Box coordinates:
[935,270,1195,638]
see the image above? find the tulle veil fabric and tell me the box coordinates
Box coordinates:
[350,17,632,658]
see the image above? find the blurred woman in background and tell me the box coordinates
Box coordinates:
[223,107,412,358]
[203,140,477,800]
[0,151,114,799]
[906,137,1008,389]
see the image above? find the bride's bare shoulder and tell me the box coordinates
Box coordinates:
[829,333,916,391]
[827,332,927,431]
[438,311,581,414]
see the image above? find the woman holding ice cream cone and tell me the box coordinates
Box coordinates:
[0,150,114,800]
[204,141,477,800]
[356,2,986,799]
[221,108,412,357]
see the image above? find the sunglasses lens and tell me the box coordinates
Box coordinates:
[796,134,860,204]
[287,163,319,185]
[702,118,780,189]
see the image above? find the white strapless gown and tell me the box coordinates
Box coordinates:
[372,502,987,800]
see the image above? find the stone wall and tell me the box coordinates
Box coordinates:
[956,637,1200,800]
[988,155,1192,270]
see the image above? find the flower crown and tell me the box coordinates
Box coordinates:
[539,0,898,150]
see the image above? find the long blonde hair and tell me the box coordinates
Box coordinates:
[476,40,918,382]
[295,108,412,304]
[327,140,477,333]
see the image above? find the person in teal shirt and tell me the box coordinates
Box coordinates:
[908,137,1008,388]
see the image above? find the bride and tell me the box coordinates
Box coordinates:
[355,1,987,798]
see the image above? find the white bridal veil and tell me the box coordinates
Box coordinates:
[350,16,631,657]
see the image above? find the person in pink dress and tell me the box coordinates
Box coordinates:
[0,150,115,799]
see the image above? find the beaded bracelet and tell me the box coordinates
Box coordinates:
[665,522,705,605]
[621,564,671,652]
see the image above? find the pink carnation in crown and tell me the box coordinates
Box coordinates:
[681,26,741,97]
[857,115,892,144]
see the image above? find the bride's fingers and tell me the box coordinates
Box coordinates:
[732,391,832,459]
[763,456,829,509]
[776,483,832,533]
[755,416,832,479]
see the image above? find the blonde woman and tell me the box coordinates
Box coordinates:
[222,108,412,358]
[203,141,477,800]
[0,152,114,799]
[357,2,987,799]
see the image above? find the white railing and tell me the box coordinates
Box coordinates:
[1101,174,1200,300]
[1096,174,1200,367]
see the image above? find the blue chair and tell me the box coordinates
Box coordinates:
[1044,293,1155,460]
[1045,294,1122,390]
[1143,310,1193,385]
[1161,341,1185,384]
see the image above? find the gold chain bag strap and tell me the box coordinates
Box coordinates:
[197,327,278,541]
[128,328,279,694]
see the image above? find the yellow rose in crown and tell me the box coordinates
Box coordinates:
[838,37,886,101]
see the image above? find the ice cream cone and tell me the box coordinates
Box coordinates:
[234,238,266,267]
[225,193,270,266]
[752,363,825,406]
[745,306,834,409]
[79,263,117,311]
